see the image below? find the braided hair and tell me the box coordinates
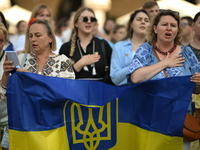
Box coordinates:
[69,7,96,64]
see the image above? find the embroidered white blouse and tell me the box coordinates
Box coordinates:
[0,53,75,102]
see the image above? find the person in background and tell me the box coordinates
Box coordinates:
[187,12,200,150]
[15,4,63,55]
[56,17,69,38]
[142,1,160,18]
[98,18,116,41]
[110,9,151,86]
[188,12,200,62]
[127,9,200,150]
[60,12,75,43]
[104,19,116,36]
[92,20,115,49]
[0,11,14,52]
[59,7,113,84]
[110,24,126,44]
[181,16,193,46]
[9,20,27,49]
[0,22,9,150]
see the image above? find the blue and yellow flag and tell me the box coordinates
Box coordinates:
[6,72,195,150]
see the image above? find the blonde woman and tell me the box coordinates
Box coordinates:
[1,19,75,103]
[59,7,113,83]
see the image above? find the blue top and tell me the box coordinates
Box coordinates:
[127,42,200,113]
[127,42,200,83]
[110,39,134,86]
[97,36,114,49]
[5,42,14,51]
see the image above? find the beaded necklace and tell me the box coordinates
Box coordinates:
[152,42,177,55]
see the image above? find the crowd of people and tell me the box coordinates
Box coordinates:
[1,0,200,149]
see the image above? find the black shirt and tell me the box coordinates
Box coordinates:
[59,36,112,80]
[188,44,200,62]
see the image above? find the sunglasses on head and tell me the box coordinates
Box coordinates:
[159,9,179,15]
[81,17,97,23]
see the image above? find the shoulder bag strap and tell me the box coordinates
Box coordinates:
[153,48,168,78]
[0,50,5,62]
[100,40,109,71]
[20,53,27,69]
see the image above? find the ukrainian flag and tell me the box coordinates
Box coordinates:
[6,72,195,150]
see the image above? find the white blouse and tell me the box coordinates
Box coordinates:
[0,52,75,102]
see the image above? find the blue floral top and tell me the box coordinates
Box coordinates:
[127,42,200,83]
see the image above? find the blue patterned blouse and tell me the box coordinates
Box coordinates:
[127,42,200,83]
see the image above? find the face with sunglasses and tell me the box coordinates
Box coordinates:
[181,19,193,38]
[75,10,97,35]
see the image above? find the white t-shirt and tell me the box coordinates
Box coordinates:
[15,34,25,52]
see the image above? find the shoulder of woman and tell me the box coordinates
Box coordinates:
[18,53,25,60]
[181,44,193,53]
[59,41,71,53]
[137,42,152,52]
[181,45,199,62]
[58,54,70,60]
[18,53,26,65]
[113,40,128,52]
[61,41,71,48]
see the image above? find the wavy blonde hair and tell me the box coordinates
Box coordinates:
[146,9,182,45]
[69,7,95,64]
[24,20,56,53]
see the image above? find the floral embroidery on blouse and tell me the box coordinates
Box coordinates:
[61,60,73,72]
[22,53,75,77]
[127,42,200,83]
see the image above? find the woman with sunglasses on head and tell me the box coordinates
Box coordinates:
[110,9,150,86]
[127,9,200,149]
[59,7,113,84]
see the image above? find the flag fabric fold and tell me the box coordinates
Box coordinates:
[6,72,195,150]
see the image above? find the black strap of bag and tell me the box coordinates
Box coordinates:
[100,40,109,72]
[100,40,114,85]
[0,50,5,62]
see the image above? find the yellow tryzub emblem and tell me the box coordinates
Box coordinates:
[64,99,118,150]
[125,54,128,56]
[71,103,111,149]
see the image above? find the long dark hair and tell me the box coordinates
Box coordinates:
[123,9,150,40]
[0,12,8,30]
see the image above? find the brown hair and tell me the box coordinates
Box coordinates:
[24,19,56,53]
[142,1,158,9]
[110,24,126,43]
[30,4,52,22]
[146,9,182,45]
[69,7,95,64]
[123,9,151,40]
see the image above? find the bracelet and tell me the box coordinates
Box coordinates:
[196,85,200,88]
[0,81,7,90]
